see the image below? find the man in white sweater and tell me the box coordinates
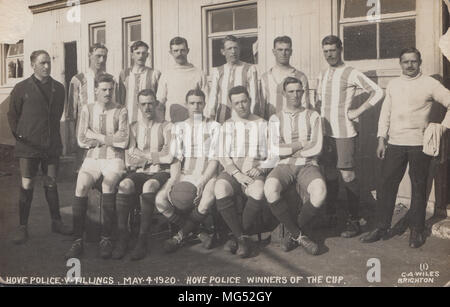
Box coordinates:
[157,37,208,123]
[360,48,450,248]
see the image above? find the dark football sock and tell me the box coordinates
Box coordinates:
[242,197,263,234]
[44,186,61,221]
[140,192,156,235]
[326,179,339,215]
[297,200,320,230]
[101,193,116,238]
[181,207,207,237]
[72,196,88,239]
[344,179,360,220]
[116,193,133,232]
[269,198,300,238]
[168,211,185,229]
[19,188,34,226]
[216,196,243,238]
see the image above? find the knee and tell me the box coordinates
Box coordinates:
[118,179,135,194]
[247,181,265,200]
[308,179,327,207]
[214,180,233,199]
[264,179,281,203]
[142,180,160,194]
[155,191,168,213]
[341,170,356,183]
[102,174,121,193]
[22,178,35,190]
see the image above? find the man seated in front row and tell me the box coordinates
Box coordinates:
[215,86,278,258]
[65,74,129,260]
[155,88,221,253]
[113,89,175,260]
[264,77,326,256]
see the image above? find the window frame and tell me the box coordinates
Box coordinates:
[2,40,24,86]
[122,16,142,70]
[339,0,416,65]
[89,22,106,47]
[202,1,258,74]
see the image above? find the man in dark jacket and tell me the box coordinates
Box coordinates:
[8,50,72,244]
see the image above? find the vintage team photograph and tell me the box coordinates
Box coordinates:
[0,0,449,291]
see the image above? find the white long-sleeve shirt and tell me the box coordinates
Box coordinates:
[378,73,450,146]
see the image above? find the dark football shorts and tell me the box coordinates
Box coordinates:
[124,171,170,194]
[321,136,357,169]
[19,157,59,179]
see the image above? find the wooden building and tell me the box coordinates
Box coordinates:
[0,0,448,210]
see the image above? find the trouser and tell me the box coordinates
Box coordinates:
[376,145,431,232]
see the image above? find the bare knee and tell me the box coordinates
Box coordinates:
[75,173,94,197]
[21,177,35,190]
[247,180,265,200]
[264,178,282,203]
[102,174,121,193]
[340,170,356,183]
[142,180,160,194]
[43,176,57,188]
[118,178,134,194]
[155,190,169,213]
[307,179,327,207]
[214,179,233,200]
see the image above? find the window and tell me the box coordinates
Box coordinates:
[205,2,258,72]
[89,22,106,46]
[340,0,416,61]
[123,16,142,69]
[4,40,24,85]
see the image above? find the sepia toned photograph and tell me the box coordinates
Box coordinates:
[0,0,449,292]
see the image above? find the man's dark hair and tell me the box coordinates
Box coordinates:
[399,47,422,62]
[321,35,343,50]
[273,36,292,49]
[89,43,108,54]
[185,88,205,103]
[283,76,303,91]
[137,89,157,101]
[221,35,239,49]
[130,41,149,53]
[94,73,115,88]
[228,85,250,101]
[30,50,50,64]
[170,36,189,49]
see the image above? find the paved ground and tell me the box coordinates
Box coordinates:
[0,159,449,287]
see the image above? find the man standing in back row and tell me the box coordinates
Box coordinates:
[317,35,384,238]
[157,37,208,123]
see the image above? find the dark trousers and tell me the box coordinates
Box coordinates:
[376,145,431,232]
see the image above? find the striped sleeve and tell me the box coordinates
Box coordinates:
[170,123,184,162]
[152,122,175,165]
[219,122,240,175]
[247,64,260,116]
[105,107,129,149]
[207,121,222,162]
[156,72,168,105]
[77,104,92,148]
[300,111,323,158]
[66,76,80,121]
[152,69,162,94]
[207,68,220,119]
[298,72,311,109]
[351,70,384,106]
[127,123,147,168]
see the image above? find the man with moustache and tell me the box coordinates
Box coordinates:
[360,48,450,248]
[8,50,72,244]
[157,37,208,123]
[260,36,310,119]
[207,35,260,124]
[66,43,111,171]
[65,74,129,259]
[317,35,384,237]
[118,41,161,124]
